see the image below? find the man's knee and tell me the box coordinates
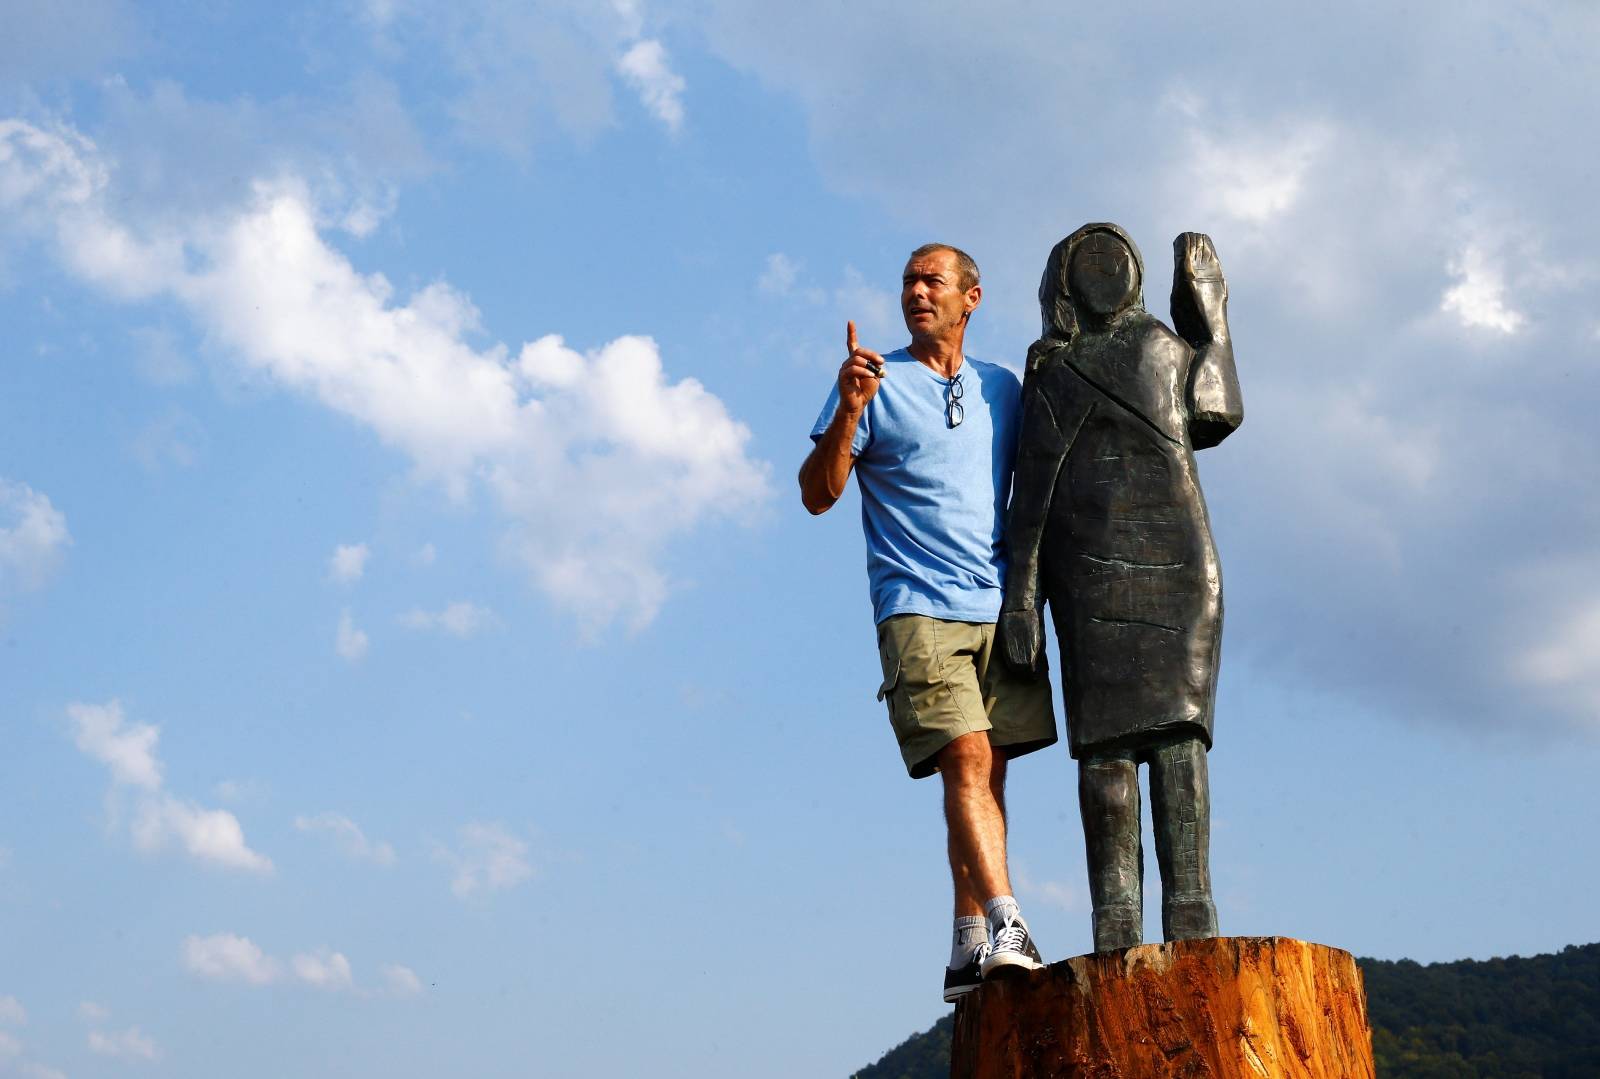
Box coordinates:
[937,731,994,785]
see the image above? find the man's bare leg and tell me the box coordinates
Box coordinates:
[940,733,1041,977]
[940,732,1011,916]
[940,733,1023,998]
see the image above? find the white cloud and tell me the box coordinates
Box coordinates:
[182,933,280,985]
[0,996,23,1024]
[0,1031,20,1058]
[182,935,366,993]
[1442,245,1526,334]
[336,609,370,662]
[412,542,436,566]
[131,795,274,873]
[0,479,71,595]
[437,821,533,900]
[398,601,495,638]
[616,39,686,133]
[88,1025,159,1061]
[0,119,768,633]
[515,333,585,389]
[610,0,644,40]
[67,700,273,873]
[339,189,396,239]
[294,812,396,865]
[757,253,798,296]
[67,700,161,790]
[381,964,423,996]
[77,1001,108,1022]
[328,542,370,584]
[1513,596,1600,716]
[291,950,354,992]
[1184,121,1332,226]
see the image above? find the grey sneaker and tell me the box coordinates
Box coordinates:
[979,917,1044,976]
[943,942,990,1003]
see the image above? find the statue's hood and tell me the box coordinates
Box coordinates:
[1030,221,1150,378]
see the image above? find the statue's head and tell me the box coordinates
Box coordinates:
[1068,229,1141,316]
[1038,223,1146,340]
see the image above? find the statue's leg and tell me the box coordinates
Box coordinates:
[1149,736,1218,941]
[1079,751,1142,951]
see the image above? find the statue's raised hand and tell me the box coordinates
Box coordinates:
[1169,233,1229,349]
[999,608,1046,677]
[1169,232,1242,446]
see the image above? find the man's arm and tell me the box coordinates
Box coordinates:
[799,405,863,515]
[799,321,884,515]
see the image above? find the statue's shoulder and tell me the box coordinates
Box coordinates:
[1123,315,1193,377]
[1023,342,1069,394]
[1123,312,1187,351]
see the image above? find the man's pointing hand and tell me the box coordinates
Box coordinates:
[839,320,885,414]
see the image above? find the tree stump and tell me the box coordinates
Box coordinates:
[950,936,1373,1078]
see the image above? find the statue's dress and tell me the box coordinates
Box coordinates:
[1012,313,1226,758]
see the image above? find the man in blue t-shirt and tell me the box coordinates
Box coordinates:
[800,244,1057,1003]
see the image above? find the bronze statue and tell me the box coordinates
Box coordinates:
[999,224,1242,952]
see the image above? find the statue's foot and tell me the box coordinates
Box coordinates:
[1092,904,1142,953]
[1163,894,1218,941]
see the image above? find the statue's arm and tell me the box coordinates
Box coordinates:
[999,383,1071,674]
[1170,232,1243,449]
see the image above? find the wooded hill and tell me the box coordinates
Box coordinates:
[852,942,1600,1078]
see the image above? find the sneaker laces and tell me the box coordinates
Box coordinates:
[993,917,1029,954]
[953,940,991,971]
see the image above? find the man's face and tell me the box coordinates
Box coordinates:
[902,250,980,340]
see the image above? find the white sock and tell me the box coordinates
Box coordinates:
[983,894,1022,933]
[949,916,988,968]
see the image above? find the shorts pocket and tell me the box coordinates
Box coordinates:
[875,651,918,739]
[876,658,901,702]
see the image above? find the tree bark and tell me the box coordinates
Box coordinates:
[950,937,1373,1078]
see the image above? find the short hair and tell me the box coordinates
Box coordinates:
[908,243,980,291]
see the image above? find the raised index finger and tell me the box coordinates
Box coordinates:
[847,320,858,355]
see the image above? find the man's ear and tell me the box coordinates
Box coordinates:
[966,284,983,314]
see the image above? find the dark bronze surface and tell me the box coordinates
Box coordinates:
[1001,223,1242,951]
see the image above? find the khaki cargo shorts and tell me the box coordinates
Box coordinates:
[875,614,1057,779]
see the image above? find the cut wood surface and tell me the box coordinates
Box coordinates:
[950,936,1374,1079]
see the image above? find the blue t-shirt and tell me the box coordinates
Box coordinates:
[810,349,1023,625]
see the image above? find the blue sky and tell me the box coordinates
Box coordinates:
[2,2,1598,1076]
